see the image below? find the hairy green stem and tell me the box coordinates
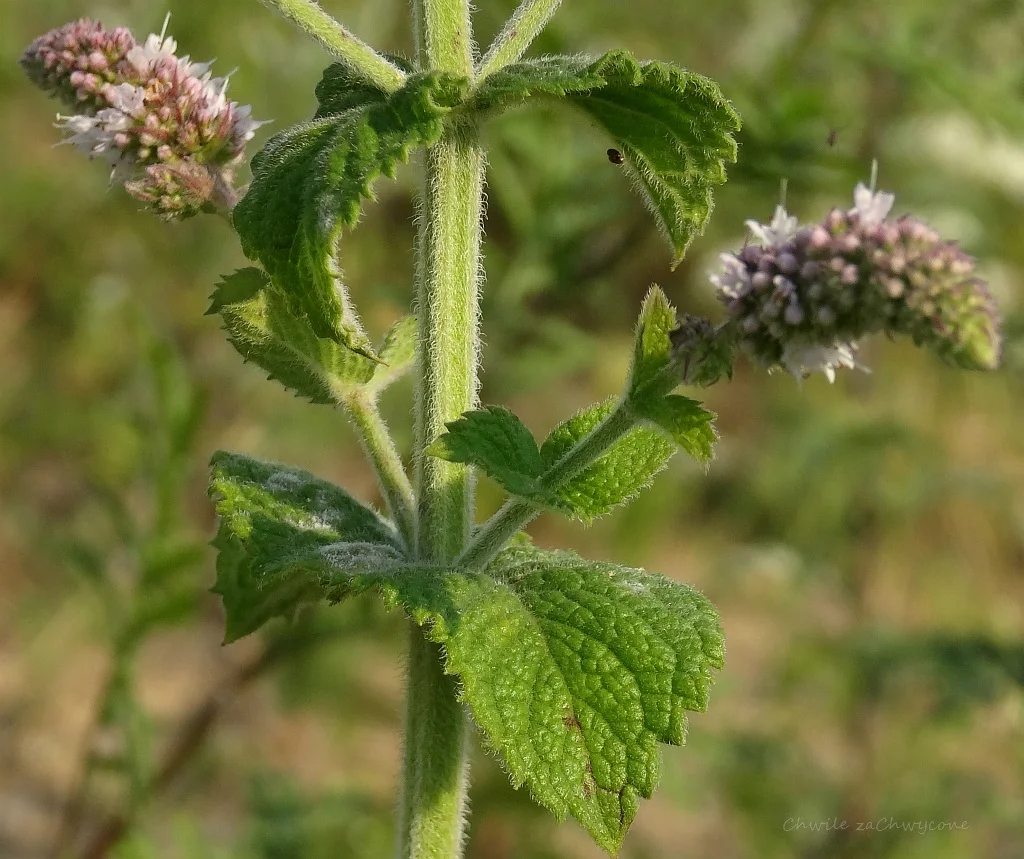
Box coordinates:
[476,0,564,81]
[458,402,638,568]
[261,0,406,91]
[411,0,474,73]
[401,128,482,859]
[398,628,472,859]
[342,392,416,550]
[399,2,480,856]
[412,132,485,562]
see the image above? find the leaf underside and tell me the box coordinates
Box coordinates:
[208,268,416,403]
[231,66,466,355]
[473,50,741,261]
[208,451,400,642]
[209,268,373,403]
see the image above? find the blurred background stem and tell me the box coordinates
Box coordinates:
[71,637,301,859]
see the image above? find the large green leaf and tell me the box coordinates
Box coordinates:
[573,53,739,262]
[232,68,466,354]
[208,451,401,642]
[207,458,724,852]
[471,50,741,261]
[336,545,724,854]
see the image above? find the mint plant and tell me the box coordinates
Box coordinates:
[22,1,1002,856]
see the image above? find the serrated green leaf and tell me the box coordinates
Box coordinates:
[313,63,391,116]
[628,285,680,401]
[469,50,740,262]
[209,268,378,403]
[429,396,693,521]
[431,396,698,521]
[633,394,717,464]
[232,70,466,353]
[208,451,401,642]
[313,56,417,116]
[333,544,723,854]
[540,399,676,522]
[368,314,418,392]
[573,52,740,263]
[427,406,560,504]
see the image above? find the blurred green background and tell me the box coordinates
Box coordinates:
[1,1,1022,857]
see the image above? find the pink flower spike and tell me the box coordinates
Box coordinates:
[23,15,263,219]
[709,181,1002,378]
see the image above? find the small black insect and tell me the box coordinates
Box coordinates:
[607,148,624,165]
[826,123,852,148]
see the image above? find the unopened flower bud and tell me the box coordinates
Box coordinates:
[124,161,219,219]
[669,315,734,387]
[784,304,804,325]
[21,19,136,113]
